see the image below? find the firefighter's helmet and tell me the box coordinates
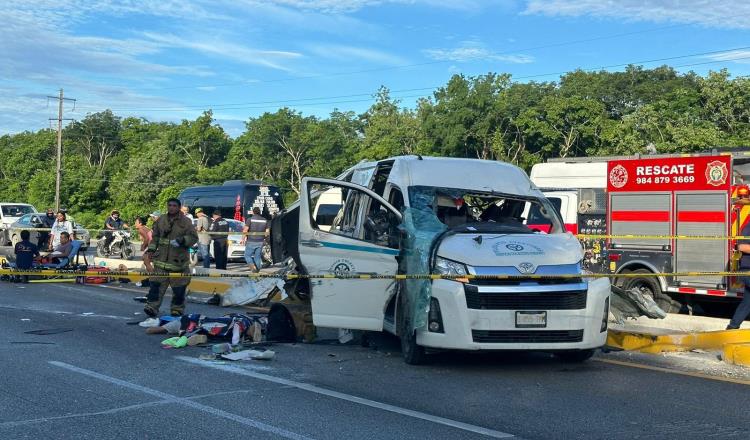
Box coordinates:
[738,185,750,199]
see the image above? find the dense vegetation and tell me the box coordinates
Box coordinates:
[1,66,748,228]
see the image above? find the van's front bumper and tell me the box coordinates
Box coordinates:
[416,278,610,351]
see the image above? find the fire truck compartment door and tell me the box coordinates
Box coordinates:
[674,192,728,287]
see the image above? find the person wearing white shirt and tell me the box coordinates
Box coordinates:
[50,211,73,250]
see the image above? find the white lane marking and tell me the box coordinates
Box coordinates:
[178,356,515,439]
[0,304,131,320]
[0,401,168,428]
[48,361,312,440]
[0,389,259,428]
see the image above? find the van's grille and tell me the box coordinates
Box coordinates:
[464,286,587,310]
[469,277,582,286]
[472,329,584,343]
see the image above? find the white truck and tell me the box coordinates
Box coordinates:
[270,156,611,364]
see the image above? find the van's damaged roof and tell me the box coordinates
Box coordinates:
[374,156,543,198]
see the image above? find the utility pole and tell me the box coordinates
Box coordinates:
[47,89,75,212]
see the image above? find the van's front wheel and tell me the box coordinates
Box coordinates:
[399,293,426,365]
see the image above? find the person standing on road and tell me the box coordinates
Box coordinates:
[729,188,750,329]
[242,207,268,273]
[181,206,194,221]
[134,216,152,251]
[139,198,198,326]
[209,210,229,270]
[49,211,73,251]
[14,230,39,283]
[195,208,211,269]
[38,208,56,249]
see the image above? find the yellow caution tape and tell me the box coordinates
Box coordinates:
[0,268,747,281]
[577,234,750,240]
[14,228,748,240]
[14,227,263,237]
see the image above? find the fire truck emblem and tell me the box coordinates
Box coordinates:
[609,164,628,188]
[705,161,728,187]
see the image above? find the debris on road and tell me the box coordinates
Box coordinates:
[610,285,667,324]
[221,349,275,361]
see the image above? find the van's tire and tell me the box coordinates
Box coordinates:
[556,349,595,363]
[622,269,681,314]
[267,303,297,343]
[399,292,426,365]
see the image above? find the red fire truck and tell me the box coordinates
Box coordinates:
[531,152,750,313]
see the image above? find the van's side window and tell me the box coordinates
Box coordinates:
[307,182,397,248]
[388,188,404,212]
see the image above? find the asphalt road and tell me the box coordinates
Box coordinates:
[1,281,749,439]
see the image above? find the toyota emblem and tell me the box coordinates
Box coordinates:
[517,262,535,274]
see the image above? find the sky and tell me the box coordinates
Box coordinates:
[2,0,750,137]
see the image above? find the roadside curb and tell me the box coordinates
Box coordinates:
[723,343,750,367]
[607,328,750,366]
[188,278,232,295]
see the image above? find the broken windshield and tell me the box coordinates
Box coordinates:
[406,186,564,234]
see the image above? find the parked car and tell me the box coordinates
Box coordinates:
[8,213,91,249]
[0,203,37,245]
[192,218,246,262]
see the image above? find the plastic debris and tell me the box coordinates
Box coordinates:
[212,343,233,355]
[338,328,354,344]
[221,349,275,361]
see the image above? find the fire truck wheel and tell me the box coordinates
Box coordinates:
[623,269,681,314]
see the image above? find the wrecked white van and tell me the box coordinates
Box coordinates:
[270,156,611,364]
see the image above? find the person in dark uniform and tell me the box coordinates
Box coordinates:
[209,210,229,270]
[729,187,750,329]
[14,230,39,283]
[38,208,56,249]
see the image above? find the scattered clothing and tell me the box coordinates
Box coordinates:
[138,317,160,328]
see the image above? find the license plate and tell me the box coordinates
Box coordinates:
[515,311,547,328]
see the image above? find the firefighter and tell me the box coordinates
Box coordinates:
[139,198,198,327]
[736,185,750,205]
[729,192,750,329]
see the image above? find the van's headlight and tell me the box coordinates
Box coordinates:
[433,256,468,277]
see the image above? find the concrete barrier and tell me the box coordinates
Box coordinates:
[607,314,750,368]
[723,343,750,367]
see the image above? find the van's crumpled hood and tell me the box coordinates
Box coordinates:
[436,233,583,270]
